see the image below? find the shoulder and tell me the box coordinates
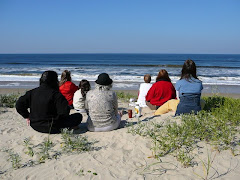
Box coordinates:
[176,79,186,85]
[144,83,152,87]
[86,89,94,98]
[74,89,81,94]
[175,79,185,90]
[140,83,150,88]
[61,81,75,87]
[105,90,116,99]
[19,88,35,99]
[53,89,65,98]
[187,78,202,85]
[139,83,144,88]
[74,89,82,96]
[192,78,202,83]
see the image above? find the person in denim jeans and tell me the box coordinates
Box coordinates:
[175,59,203,115]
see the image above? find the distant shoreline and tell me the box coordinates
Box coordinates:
[1,83,240,99]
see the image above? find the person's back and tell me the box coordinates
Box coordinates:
[59,70,78,106]
[86,73,120,132]
[175,59,203,115]
[59,81,78,105]
[175,78,202,96]
[16,71,82,134]
[17,84,69,133]
[146,80,176,106]
[146,69,176,109]
[86,88,118,128]
[73,79,91,113]
[137,74,152,107]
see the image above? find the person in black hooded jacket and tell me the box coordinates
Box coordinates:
[16,70,82,134]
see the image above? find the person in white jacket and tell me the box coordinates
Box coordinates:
[73,80,91,113]
[137,74,152,107]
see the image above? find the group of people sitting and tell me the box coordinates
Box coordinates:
[16,71,120,134]
[137,59,203,116]
[16,59,203,134]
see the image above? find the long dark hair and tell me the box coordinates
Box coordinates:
[180,59,198,80]
[156,69,171,82]
[59,70,71,86]
[40,71,59,90]
[79,80,91,97]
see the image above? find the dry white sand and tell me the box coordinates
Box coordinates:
[0,101,240,180]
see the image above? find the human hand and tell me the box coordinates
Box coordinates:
[26,118,30,126]
[118,110,123,118]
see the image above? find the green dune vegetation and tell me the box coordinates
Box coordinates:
[127,95,240,167]
[0,93,20,108]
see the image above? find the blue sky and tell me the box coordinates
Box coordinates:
[0,0,239,54]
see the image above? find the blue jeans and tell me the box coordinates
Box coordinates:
[175,94,201,115]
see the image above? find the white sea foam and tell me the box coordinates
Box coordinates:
[1,74,240,86]
[0,75,40,81]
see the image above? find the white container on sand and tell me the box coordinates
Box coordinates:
[134,103,141,118]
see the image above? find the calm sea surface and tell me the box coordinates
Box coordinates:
[0,54,240,90]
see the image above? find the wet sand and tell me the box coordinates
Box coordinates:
[1,87,240,99]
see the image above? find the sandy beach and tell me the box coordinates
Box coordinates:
[0,88,240,179]
[1,87,240,99]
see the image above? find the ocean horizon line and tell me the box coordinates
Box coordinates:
[1,52,240,55]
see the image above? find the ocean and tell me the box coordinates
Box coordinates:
[0,54,240,92]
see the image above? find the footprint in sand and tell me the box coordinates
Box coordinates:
[2,128,14,135]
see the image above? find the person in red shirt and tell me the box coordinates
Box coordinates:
[59,70,78,108]
[146,69,176,110]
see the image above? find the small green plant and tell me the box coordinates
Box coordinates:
[23,137,34,157]
[193,150,217,180]
[76,169,85,176]
[2,131,95,172]
[38,138,53,163]
[76,169,98,176]
[0,93,20,108]
[7,150,22,169]
[127,96,240,167]
[61,128,93,153]
[175,149,194,168]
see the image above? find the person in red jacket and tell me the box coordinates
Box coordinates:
[59,70,78,108]
[146,69,176,110]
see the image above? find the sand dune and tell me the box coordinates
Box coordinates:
[0,101,240,180]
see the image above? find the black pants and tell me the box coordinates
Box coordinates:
[49,113,83,134]
[59,113,82,129]
[31,113,83,134]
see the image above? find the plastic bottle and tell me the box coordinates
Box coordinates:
[135,103,141,118]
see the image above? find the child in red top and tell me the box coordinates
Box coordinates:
[146,69,176,110]
[59,70,78,106]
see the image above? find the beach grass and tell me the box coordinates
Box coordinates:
[2,129,95,172]
[116,91,138,102]
[127,96,240,167]
[61,128,93,153]
[0,93,20,108]
[0,91,137,108]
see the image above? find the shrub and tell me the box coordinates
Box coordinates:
[116,91,138,102]
[0,94,20,108]
[128,96,240,167]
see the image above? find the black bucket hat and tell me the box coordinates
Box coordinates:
[95,73,113,85]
